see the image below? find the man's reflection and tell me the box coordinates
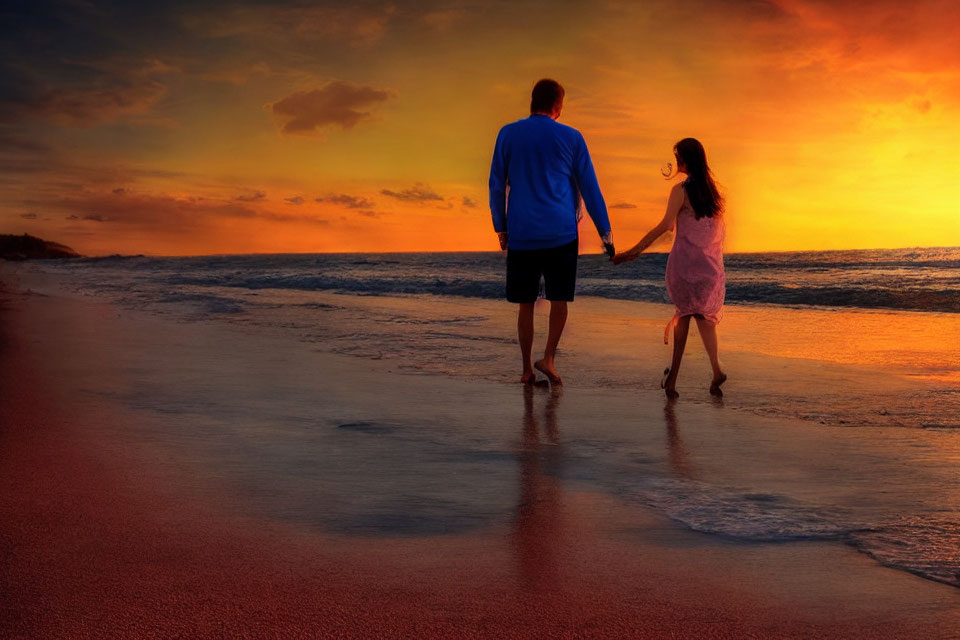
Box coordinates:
[512,384,563,591]
[663,399,695,479]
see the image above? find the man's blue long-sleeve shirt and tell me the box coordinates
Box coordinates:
[489,114,611,250]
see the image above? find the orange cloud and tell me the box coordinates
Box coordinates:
[315,194,375,209]
[380,184,444,203]
[235,191,267,202]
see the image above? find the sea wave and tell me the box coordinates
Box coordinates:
[153,272,960,313]
[632,479,960,588]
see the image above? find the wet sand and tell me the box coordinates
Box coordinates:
[2,273,960,638]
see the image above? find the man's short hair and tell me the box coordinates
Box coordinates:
[530,79,564,113]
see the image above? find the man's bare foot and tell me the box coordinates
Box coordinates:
[534,359,562,385]
[520,371,536,385]
[709,372,727,397]
[665,388,679,399]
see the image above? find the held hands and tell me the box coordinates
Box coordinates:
[602,231,638,264]
[499,230,630,261]
[611,247,640,264]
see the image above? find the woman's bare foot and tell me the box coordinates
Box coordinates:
[534,359,562,385]
[520,371,536,385]
[660,367,679,398]
[709,372,727,396]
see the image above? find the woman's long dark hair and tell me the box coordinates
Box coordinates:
[674,138,723,219]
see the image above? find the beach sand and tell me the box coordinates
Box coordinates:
[2,270,959,638]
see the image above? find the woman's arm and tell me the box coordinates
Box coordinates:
[611,183,684,264]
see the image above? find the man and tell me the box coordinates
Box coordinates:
[489,78,613,385]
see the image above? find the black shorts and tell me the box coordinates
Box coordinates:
[506,238,579,303]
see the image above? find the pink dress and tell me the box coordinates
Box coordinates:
[663,189,726,343]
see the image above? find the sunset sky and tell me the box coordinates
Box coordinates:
[2,0,958,255]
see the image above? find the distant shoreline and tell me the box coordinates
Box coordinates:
[0,234,80,261]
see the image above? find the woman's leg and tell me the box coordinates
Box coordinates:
[665,315,691,396]
[694,316,726,393]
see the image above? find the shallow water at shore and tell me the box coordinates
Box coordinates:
[24,262,960,428]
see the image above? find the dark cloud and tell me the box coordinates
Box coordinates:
[39,81,166,126]
[0,128,56,176]
[0,132,51,153]
[54,190,329,229]
[0,60,166,127]
[184,3,394,48]
[284,196,304,205]
[461,196,477,208]
[271,81,390,134]
[0,158,194,207]
[0,0,186,128]
[357,210,378,217]
[132,167,189,180]
[235,190,266,202]
[421,7,469,32]
[0,158,52,174]
[0,63,47,124]
[610,202,637,209]
[315,193,374,209]
[20,212,37,219]
[380,183,443,203]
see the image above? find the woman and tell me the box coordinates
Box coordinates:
[613,138,727,399]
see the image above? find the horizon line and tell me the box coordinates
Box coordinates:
[61,245,960,260]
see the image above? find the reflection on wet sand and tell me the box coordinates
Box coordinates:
[513,385,564,591]
[664,400,695,479]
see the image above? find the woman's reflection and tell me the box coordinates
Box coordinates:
[512,384,563,592]
[664,399,695,479]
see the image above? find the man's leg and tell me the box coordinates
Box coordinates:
[543,301,567,367]
[536,239,577,385]
[507,245,540,384]
[518,303,535,383]
[535,301,567,384]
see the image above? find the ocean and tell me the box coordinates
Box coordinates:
[14,247,960,590]
[47,245,960,312]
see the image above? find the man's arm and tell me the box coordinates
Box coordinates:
[489,128,508,247]
[573,133,613,252]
